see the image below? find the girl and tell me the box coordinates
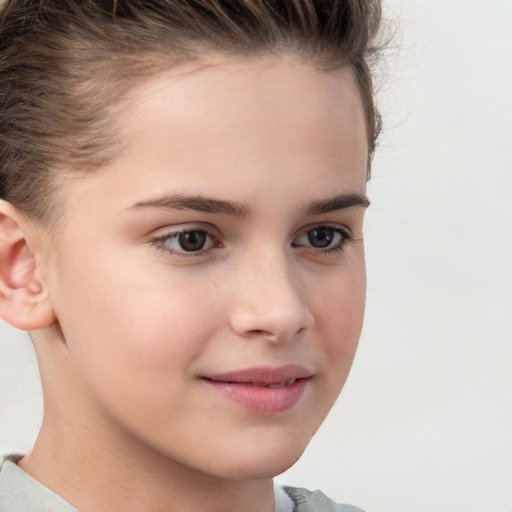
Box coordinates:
[0,1,383,511]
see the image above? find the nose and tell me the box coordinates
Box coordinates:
[228,251,314,343]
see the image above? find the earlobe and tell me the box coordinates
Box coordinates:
[0,199,56,330]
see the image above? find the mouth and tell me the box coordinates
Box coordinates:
[201,365,312,414]
[212,377,299,388]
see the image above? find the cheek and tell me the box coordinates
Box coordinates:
[49,258,222,435]
[50,248,221,384]
[312,260,366,367]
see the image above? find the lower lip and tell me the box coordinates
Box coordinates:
[203,378,309,414]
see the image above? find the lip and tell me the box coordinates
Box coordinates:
[201,365,312,414]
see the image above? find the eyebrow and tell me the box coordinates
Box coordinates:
[129,194,247,216]
[304,193,370,214]
[129,192,369,216]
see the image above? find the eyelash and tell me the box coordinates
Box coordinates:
[150,227,217,258]
[150,224,353,258]
[292,224,354,254]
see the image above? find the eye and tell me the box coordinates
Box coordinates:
[293,225,352,252]
[151,227,217,256]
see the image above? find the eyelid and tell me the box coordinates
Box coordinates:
[292,223,354,252]
[150,222,217,238]
[293,222,353,238]
[149,223,221,257]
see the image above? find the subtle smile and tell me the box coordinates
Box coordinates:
[201,365,312,414]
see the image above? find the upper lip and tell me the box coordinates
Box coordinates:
[202,364,313,385]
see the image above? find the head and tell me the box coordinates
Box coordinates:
[0,0,383,484]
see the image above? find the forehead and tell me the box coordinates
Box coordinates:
[118,57,367,159]
[61,57,368,217]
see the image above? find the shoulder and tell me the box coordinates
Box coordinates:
[0,454,20,469]
[0,455,78,512]
[283,486,366,512]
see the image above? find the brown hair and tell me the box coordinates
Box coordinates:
[0,0,384,226]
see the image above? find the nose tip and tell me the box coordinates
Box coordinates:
[231,308,313,344]
[229,261,313,343]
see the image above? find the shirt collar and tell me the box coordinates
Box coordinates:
[0,456,78,512]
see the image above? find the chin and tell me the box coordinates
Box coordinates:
[210,436,310,481]
[206,409,330,480]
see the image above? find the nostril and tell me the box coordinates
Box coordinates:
[247,329,277,340]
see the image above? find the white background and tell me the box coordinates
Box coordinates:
[1,1,511,511]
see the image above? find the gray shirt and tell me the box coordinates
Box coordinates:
[0,456,365,512]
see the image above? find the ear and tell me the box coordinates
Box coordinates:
[0,199,56,330]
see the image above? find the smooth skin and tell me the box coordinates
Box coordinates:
[0,57,369,512]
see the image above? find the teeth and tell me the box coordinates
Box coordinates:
[268,378,296,388]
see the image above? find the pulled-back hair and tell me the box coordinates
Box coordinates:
[0,0,384,225]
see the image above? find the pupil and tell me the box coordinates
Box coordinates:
[308,228,333,248]
[179,231,207,251]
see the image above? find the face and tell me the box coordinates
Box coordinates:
[40,57,369,480]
